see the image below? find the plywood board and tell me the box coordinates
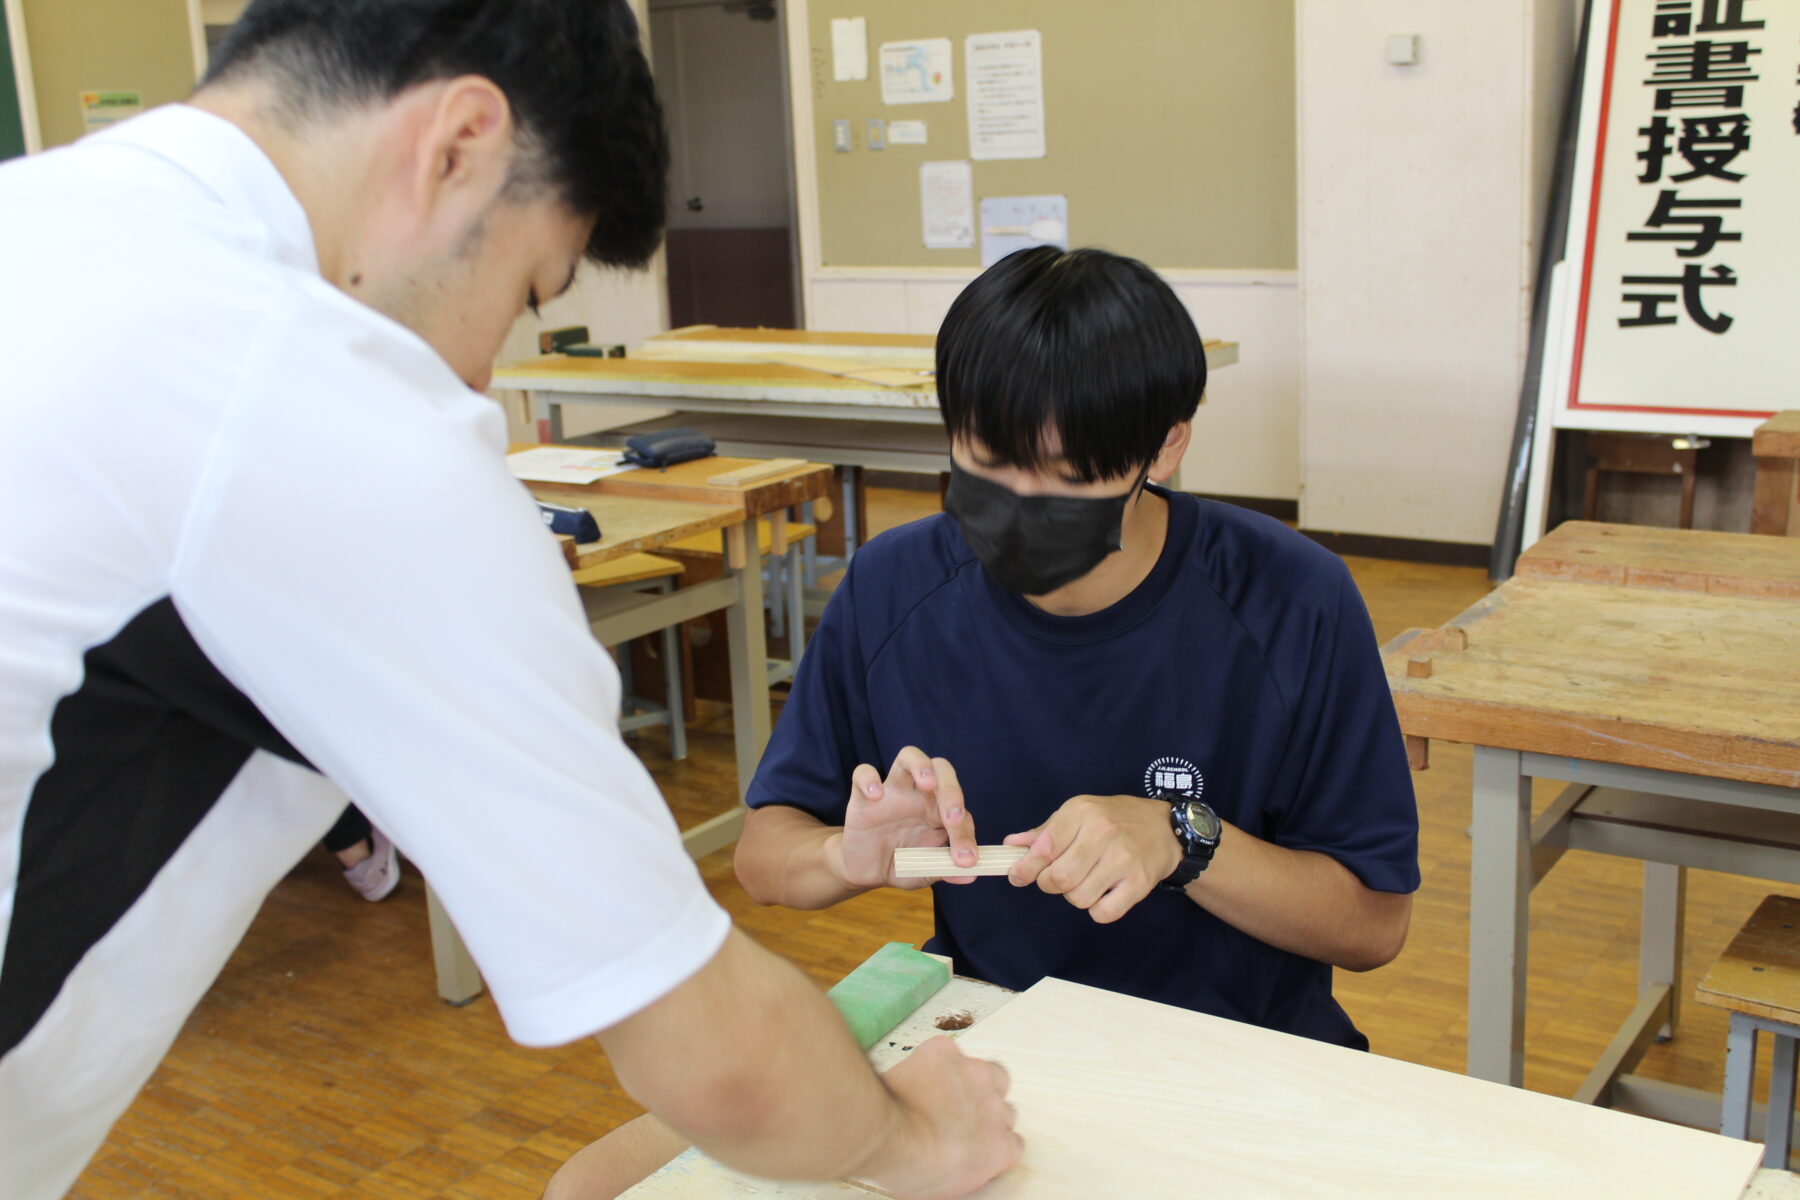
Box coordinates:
[935,978,1762,1198]
[1383,578,1800,789]
[623,977,1762,1198]
[1517,522,1800,600]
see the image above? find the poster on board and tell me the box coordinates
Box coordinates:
[1543,0,1798,437]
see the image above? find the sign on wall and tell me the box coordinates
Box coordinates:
[1546,0,1797,436]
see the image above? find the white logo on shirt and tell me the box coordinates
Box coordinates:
[1144,756,1203,799]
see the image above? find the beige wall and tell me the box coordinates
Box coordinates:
[806,0,1296,271]
[1296,0,1577,545]
[21,0,198,149]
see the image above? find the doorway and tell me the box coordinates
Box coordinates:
[648,0,800,330]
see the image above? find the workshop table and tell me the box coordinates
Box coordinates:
[620,966,1788,1198]
[489,326,1240,492]
[1384,521,1800,1130]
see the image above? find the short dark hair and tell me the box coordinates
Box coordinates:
[204,0,668,269]
[935,247,1207,484]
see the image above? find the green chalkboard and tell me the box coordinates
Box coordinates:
[0,10,24,160]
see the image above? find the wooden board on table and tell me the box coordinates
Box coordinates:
[494,355,936,396]
[1697,894,1800,1025]
[1518,522,1800,600]
[941,977,1763,1198]
[1383,578,1800,790]
[527,491,740,572]
[625,977,1762,1198]
[509,443,833,514]
[635,327,1240,373]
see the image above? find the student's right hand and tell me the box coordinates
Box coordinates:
[852,1037,1023,1199]
[837,747,980,889]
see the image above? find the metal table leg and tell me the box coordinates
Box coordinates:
[1641,861,1686,1040]
[1468,745,1533,1086]
[427,881,483,1005]
[1768,1031,1798,1167]
[1724,1013,1758,1139]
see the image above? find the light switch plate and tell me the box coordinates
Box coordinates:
[833,119,852,152]
[867,118,886,151]
[1386,34,1420,65]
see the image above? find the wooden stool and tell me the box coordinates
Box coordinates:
[1582,432,1706,530]
[1697,894,1800,1166]
[572,552,688,761]
[662,515,819,684]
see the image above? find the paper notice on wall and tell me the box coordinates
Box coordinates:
[920,161,974,250]
[980,195,1068,268]
[880,38,954,105]
[80,90,142,135]
[831,17,868,82]
[888,120,927,146]
[965,31,1045,160]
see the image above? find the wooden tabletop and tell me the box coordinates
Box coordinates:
[511,444,834,517]
[1518,521,1800,600]
[1697,895,1800,1024]
[1754,412,1800,460]
[528,488,739,572]
[1383,575,1800,790]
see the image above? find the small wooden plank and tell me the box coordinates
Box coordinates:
[1517,521,1800,599]
[892,846,1027,878]
[1753,411,1800,460]
[512,444,834,515]
[706,458,809,487]
[1697,895,1800,1024]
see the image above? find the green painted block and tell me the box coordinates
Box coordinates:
[827,942,950,1050]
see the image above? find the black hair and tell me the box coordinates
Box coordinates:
[204,0,668,269]
[935,246,1207,484]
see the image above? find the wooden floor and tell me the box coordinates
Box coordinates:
[69,489,1792,1199]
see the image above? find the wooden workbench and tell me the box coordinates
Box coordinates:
[623,971,1778,1198]
[490,328,1240,496]
[1385,521,1800,1130]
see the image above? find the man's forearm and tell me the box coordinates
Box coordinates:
[600,928,903,1181]
[735,804,868,910]
[1185,822,1411,971]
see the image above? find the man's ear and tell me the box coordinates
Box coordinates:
[1147,421,1193,486]
[408,76,515,232]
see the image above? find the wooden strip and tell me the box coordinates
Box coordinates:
[892,846,1028,878]
[707,458,809,486]
[1517,521,1800,599]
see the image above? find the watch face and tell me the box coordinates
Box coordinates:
[1184,801,1222,841]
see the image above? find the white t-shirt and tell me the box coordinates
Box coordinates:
[0,105,730,1198]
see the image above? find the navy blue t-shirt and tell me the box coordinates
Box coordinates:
[746,487,1419,1048]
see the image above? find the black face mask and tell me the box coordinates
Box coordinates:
[943,462,1143,596]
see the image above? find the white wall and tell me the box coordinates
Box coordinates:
[1296,0,1576,544]
[808,269,1301,501]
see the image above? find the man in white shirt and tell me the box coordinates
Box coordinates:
[0,3,1017,1197]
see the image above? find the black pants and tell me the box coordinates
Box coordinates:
[321,803,372,855]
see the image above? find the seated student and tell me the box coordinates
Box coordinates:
[735,245,1419,1048]
[545,246,1417,1198]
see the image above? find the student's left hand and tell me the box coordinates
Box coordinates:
[1002,795,1182,924]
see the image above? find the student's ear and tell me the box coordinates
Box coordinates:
[1147,421,1192,486]
[406,76,515,235]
